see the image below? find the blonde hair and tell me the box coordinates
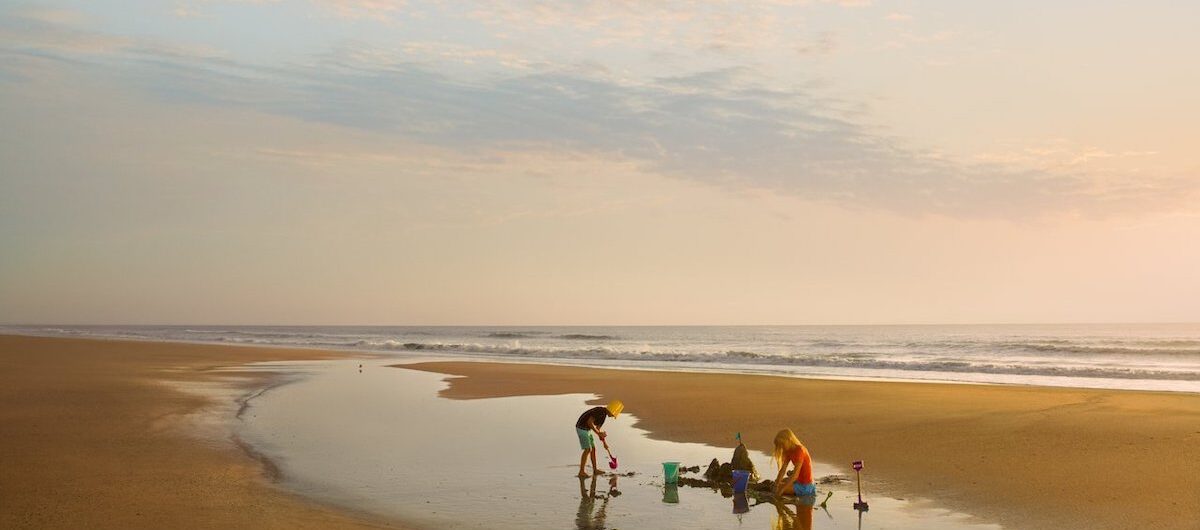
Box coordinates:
[772,429,802,469]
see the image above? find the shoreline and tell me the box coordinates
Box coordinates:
[0,334,399,529]
[5,333,1199,529]
[399,360,1200,530]
[6,329,1198,395]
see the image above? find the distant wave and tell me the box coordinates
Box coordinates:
[353,341,1200,381]
[483,332,615,340]
[11,326,1200,386]
[485,332,549,338]
[996,342,1200,356]
[183,329,357,340]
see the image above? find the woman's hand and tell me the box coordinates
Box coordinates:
[773,479,789,497]
[774,463,790,496]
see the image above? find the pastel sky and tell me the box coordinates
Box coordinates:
[1,1,1198,325]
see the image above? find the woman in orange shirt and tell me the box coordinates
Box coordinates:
[772,429,816,497]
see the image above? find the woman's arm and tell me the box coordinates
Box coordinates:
[776,461,803,496]
[773,461,790,496]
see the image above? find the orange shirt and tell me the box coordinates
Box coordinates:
[788,444,814,484]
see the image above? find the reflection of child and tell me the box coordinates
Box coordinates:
[574,400,623,477]
[772,429,815,497]
[771,498,814,530]
[576,474,617,530]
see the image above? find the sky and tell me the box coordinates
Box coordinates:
[1,0,1198,325]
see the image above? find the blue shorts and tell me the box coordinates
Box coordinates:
[576,428,594,450]
[793,482,816,496]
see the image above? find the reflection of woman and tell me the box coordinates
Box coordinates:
[772,429,815,497]
[771,499,814,530]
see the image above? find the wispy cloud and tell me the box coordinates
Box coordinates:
[796,31,837,56]
[465,0,859,57]
[3,8,1195,220]
[317,0,406,21]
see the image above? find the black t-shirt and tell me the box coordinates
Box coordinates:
[575,406,608,430]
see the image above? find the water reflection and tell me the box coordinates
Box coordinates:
[662,484,680,504]
[576,475,619,530]
[732,492,749,514]
[237,361,1002,530]
[771,498,815,530]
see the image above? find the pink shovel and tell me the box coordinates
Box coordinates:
[601,438,618,469]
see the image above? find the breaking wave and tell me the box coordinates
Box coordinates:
[9,325,1200,389]
[485,332,549,338]
[352,340,1200,381]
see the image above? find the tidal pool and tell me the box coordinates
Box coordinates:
[233,359,1001,530]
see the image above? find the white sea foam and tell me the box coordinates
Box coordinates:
[7,324,1200,392]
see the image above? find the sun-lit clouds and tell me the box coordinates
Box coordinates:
[0,6,230,64]
[3,1,1200,325]
[795,31,837,55]
[972,139,1162,171]
[317,0,406,21]
[463,0,858,58]
[169,0,283,19]
[881,29,959,50]
[0,6,131,55]
[3,7,1196,220]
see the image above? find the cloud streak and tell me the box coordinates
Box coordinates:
[2,9,1194,219]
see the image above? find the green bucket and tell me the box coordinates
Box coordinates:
[662,461,681,484]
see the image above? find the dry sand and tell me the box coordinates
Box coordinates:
[402,361,1200,530]
[0,335,396,529]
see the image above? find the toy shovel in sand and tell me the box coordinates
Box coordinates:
[852,460,869,511]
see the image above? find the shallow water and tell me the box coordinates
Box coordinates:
[235,359,1001,529]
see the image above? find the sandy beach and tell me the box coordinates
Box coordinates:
[9,1,1198,526]
[403,361,1200,530]
[0,334,392,529]
[4,334,1199,529]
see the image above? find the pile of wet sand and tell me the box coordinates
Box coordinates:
[673,444,849,502]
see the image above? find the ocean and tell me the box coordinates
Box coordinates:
[8,323,1200,392]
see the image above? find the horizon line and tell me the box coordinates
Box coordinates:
[4,321,1200,328]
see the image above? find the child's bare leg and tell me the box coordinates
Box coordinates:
[590,447,602,475]
[578,450,590,477]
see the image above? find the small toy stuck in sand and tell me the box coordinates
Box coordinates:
[852,460,869,512]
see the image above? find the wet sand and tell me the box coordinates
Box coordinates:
[402,361,1200,530]
[0,335,395,529]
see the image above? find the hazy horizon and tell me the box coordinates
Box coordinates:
[6,321,1200,328]
[3,1,1199,325]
